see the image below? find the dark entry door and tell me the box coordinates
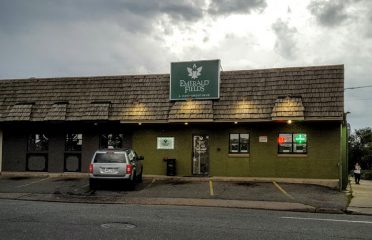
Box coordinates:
[192,135,209,175]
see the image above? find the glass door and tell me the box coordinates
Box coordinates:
[192,135,209,175]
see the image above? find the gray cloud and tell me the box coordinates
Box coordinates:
[0,0,270,35]
[272,19,298,60]
[208,0,267,15]
[307,0,357,27]
[364,2,372,37]
[0,22,174,79]
[0,0,206,34]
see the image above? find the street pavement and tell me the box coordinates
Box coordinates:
[0,172,355,214]
[2,199,372,240]
[347,178,372,215]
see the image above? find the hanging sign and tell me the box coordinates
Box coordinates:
[170,59,220,100]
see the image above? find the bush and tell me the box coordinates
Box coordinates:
[362,170,372,180]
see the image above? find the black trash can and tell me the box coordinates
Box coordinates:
[165,158,176,176]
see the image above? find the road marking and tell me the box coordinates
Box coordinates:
[16,177,49,188]
[273,181,294,200]
[209,177,214,196]
[145,178,156,189]
[281,216,372,224]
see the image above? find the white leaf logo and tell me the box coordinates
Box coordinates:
[162,139,169,146]
[187,64,203,79]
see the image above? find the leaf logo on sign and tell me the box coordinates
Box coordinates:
[187,64,203,79]
[162,139,169,146]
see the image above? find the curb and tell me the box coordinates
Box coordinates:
[0,192,317,213]
[315,208,346,214]
[346,207,372,216]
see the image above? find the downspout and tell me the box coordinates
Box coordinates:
[339,123,342,191]
[340,112,350,190]
[0,129,2,173]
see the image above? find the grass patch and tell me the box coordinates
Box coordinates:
[362,170,372,180]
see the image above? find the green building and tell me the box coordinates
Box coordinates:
[0,63,347,189]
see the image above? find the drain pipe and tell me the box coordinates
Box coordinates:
[0,129,2,173]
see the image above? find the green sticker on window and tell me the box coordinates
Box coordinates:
[294,134,306,144]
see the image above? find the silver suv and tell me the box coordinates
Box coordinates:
[89,149,144,190]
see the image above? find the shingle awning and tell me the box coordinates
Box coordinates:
[168,100,213,122]
[271,96,305,120]
[6,103,33,121]
[44,102,67,121]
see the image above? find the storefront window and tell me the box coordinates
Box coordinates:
[65,134,83,151]
[229,133,250,153]
[278,133,307,154]
[293,133,307,153]
[28,134,49,152]
[100,134,123,149]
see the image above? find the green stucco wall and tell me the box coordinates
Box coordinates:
[341,124,348,189]
[133,121,341,179]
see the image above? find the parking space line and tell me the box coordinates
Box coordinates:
[273,181,294,200]
[16,177,50,188]
[145,179,156,189]
[209,178,214,196]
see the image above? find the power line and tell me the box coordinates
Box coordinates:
[348,98,372,101]
[344,84,372,90]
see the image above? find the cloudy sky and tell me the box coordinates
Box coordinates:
[0,0,371,130]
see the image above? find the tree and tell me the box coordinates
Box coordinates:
[348,127,372,170]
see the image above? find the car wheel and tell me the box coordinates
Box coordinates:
[137,168,143,183]
[89,178,97,190]
[128,172,136,190]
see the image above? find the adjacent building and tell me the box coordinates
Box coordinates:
[0,62,348,188]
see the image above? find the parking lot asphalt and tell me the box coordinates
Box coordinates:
[0,175,349,213]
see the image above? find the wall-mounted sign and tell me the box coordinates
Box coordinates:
[157,137,175,150]
[259,136,268,143]
[170,59,220,100]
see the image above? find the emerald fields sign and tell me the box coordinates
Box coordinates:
[170,59,220,100]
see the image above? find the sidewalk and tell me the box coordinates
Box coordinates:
[347,178,372,215]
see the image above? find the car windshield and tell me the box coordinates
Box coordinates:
[94,152,127,163]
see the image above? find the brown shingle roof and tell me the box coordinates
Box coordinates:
[271,96,305,120]
[0,65,344,122]
[80,102,110,121]
[169,100,213,122]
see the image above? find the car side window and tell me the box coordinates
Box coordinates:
[128,151,135,162]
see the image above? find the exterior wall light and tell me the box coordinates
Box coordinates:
[138,122,142,126]
[184,122,189,125]
[234,122,238,124]
[287,120,292,124]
